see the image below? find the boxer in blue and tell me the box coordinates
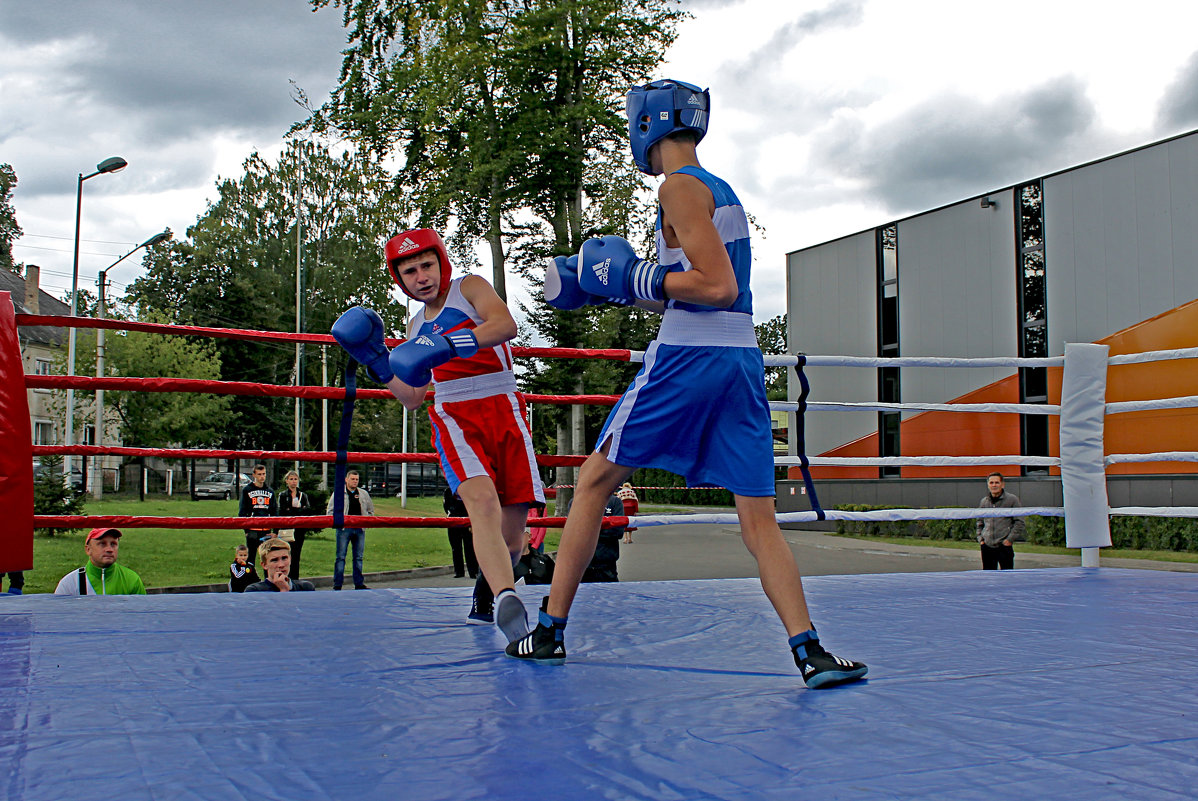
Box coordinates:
[507,79,867,689]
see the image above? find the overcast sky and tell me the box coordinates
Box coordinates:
[4,0,1198,326]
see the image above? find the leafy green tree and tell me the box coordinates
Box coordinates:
[309,0,683,294]
[124,139,407,454]
[33,454,85,536]
[755,314,788,400]
[1,163,21,273]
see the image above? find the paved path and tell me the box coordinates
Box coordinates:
[360,518,1198,590]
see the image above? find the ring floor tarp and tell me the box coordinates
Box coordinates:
[2,568,1196,800]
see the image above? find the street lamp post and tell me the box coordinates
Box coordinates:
[66,156,127,487]
[92,231,170,499]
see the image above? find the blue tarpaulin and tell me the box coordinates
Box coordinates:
[2,568,1196,800]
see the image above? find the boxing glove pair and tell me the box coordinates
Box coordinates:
[331,307,478,387]
[543,236,668,310]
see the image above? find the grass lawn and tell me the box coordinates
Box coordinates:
[827,531,1198,564]
[22,494,567,595]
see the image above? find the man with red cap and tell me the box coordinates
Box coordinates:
[53,528,146,595]
[331,228,544,646]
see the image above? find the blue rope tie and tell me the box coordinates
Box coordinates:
[793,354,825,521]
[332,361,358,530]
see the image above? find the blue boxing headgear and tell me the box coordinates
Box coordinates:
[626,79,710,175]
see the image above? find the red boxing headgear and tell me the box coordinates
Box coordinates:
[384,228,452,299]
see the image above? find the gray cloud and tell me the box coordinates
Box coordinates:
[0,0,345,200]
[807,76,1098,212]
[1157,50,1198,131]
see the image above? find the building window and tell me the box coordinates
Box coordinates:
[1016,182,1048,475]
[33,421,54,446]
[877,224,900,478]
[84,425,96,446]
[35,358,52,376]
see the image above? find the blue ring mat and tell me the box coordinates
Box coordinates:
[2,568,1196,800]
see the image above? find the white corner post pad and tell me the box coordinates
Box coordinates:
[1059,342,1112,565]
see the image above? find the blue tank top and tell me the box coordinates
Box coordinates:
[655,165,753,315]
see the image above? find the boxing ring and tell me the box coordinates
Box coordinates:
[3,293,1198,800]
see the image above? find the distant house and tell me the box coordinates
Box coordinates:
[1,266,69,449]
[1,266,121,492]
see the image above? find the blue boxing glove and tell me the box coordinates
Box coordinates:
[331,307,394,384]
[544,255,601,310]
[577,235,668,303]
[388,329,479,387]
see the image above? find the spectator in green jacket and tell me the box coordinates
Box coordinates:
[53,528,146,595]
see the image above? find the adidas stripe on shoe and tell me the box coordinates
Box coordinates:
[505,597,567,664]
[793,639,868,689]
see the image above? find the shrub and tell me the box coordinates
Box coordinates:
[33,454,86,536]
[833,504,1197,552]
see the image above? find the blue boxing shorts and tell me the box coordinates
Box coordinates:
[595,309,775,497]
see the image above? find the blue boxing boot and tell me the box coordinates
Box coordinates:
[790,629,868,689]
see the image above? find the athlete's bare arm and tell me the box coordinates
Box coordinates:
[387,374,429,409]
[458,274,518,347]
[658,172,738,308]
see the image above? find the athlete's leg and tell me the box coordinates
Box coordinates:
[737,494,867,688]
[545,448,634,619]
[456,475,518,596]
[734,494,813,636]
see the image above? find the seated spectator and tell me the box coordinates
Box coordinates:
[228,544,259,593]
[1,572,24,595]
[527,501,548,554]
[616,482,639,544]
[244,539,315,592]
[53,528,146,595]
[582,494,626,583]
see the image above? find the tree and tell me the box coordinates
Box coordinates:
[309,0,683,294]
[64,314,233,448]
[103,326,234,448]
[755,314,788,400]
[0,163,22,273]
[33,454,85,536]
[124,139,407,454]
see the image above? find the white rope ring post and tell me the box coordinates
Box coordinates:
[1060,343,1112,566]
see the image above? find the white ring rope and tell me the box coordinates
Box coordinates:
[1109,506,1198,518]
[771,400,1060,415]
[1105,452,1198,465]
[1106,395,1198,414]
[766,347,1198,369]
[1107,346,1198,365]
[777,455,1061,467]
[763,354,1064,368]
[629,506,1064,528]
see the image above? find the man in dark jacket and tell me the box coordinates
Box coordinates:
[581,494,625,583]
[239,464,277,556]
[976,472,1026,570]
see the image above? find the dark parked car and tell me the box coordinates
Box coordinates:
[367,463,447,497]
[32,461,84,493]
[193,472,252,500]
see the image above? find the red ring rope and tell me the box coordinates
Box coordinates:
[25,374,619,406]
[15,314,637,361]
[32,515,618,530]
[32,445,590,468]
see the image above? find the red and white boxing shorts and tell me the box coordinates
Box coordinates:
[428,371,545,506]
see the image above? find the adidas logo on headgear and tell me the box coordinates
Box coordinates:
[687,93,703,106]
[396,237,419,254]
